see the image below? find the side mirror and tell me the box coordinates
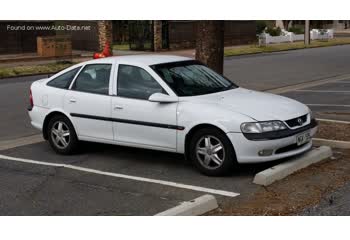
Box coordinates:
[148,93,178,103]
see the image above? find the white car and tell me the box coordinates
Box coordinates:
[28,55,317,176]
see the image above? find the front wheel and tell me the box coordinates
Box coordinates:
[47,115,79,154]
[189,127,237,176]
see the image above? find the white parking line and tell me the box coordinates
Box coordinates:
[295,90,350,93]
[306,104,350,107]
[267,74,350,94]
[0,154,240,198]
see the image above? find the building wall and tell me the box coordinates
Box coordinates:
[63,21,99,51]
[285,20,350,30]
[167,21,257,50]
[0,21,55,54]
[0,21,102,54]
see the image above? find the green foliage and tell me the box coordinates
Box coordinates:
[265,26,282,36]
[288,26,304,34]
[319,29,327,35]
[256,20,268,34]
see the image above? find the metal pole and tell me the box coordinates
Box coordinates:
[304,20,310,45]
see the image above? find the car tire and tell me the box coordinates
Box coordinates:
[189,127,237,176]
[47,115,79,155]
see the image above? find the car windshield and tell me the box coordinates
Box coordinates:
[150,60,237,96]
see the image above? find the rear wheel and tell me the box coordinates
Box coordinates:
[47,115,78,154]
[189,127,236,176]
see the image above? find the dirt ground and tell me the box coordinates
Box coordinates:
[208,148,350,215]
[315,121,350,141]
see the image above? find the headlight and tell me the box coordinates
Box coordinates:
[241,121,287,133]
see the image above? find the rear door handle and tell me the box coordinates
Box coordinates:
[114,105,123,110]
[69,98,77,103]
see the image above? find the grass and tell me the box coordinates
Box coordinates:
[112,43,130,51]
[224,38,350,56]
[113,42,153,51]
[2,38,350,78]
[0,62,74,78]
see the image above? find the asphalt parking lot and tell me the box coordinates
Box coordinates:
[281,76,350,121]
[0,140,287,215]
[1,45,350,215]
[1,73,349,215]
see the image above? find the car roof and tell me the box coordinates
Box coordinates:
[83,54,192,66]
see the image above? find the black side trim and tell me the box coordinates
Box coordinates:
[243,119,318,141]
[70,113,185,130]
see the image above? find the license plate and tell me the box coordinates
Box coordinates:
[296,131,311,146]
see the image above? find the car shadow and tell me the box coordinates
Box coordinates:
[78,141,291,178]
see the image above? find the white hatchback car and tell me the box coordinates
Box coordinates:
[28,55,317,176]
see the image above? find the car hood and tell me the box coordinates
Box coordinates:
[181,87,309,121]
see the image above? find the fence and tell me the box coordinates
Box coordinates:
[259,29,334,46]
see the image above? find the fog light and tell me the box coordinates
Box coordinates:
[258,149,273,156]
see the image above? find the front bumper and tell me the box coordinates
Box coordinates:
[227,125,318,163]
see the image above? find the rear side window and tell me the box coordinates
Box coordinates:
[72,64,112,95]
[47,67,81,89]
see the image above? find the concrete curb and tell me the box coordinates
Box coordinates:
[253,146,333,186]
[313,138,350,149]
[317,118,350,124]
[0,72,56,80]
[155,194,218,216]
[0,54,81,64]
[0,134,44,151]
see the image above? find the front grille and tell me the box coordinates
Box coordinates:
[275,142,308,154]
[285,114,307,128]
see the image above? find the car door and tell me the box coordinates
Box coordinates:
[112,64,178,150]
[64,63,114,140]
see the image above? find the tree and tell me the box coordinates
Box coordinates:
[195,21,224,74]
[304,20,310,46]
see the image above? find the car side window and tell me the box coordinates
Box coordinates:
[72,64,111,95]
[47,67,81,89]
[117,65,166,100]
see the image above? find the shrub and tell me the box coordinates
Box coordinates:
[256,20,268,34]
[288,26,304,34]
[265,26,282,36]
[319,29,327,35]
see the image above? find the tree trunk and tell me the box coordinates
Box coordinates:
[195,21,224,74]
[304,20,310,45]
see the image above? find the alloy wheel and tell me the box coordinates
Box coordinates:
[51,121,70,149]
[195,135,225,170]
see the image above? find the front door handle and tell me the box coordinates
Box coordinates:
[69,98,77,103]
[114,105,123,110]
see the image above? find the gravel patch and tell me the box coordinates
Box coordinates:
[208,149,350,216]
[315,121,350,141]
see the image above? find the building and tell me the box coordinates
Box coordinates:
[0,21,111,55]
[276,20,350,30]
[114,20,257,51]
[0,20,256,55]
